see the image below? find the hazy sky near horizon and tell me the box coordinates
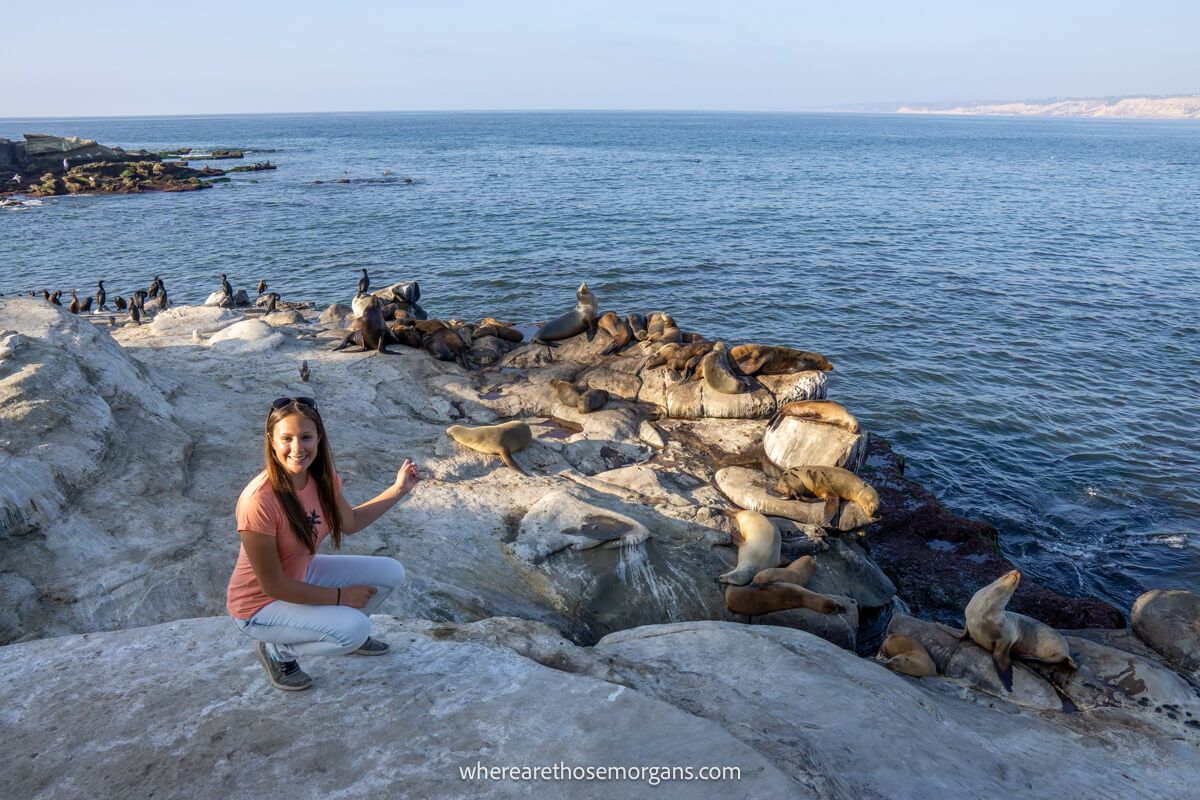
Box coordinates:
[4,0,1197,117]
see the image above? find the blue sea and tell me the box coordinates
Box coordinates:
[2,111,1197,611]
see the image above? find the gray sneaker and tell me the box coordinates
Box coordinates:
[256,642,314,691]
[353,636,389,656]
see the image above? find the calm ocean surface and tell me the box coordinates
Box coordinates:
[2,111,1197,610]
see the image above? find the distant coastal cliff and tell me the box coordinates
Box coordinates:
[894,94,1200,120]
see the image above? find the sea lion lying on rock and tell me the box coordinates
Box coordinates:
[878,634,938,678]
[474,321,524,343]
[776,465,880,525]
[724,581,845,617]
[697,342,748,394]
[730,344,834,374]
[751,555,816,587]
[550,380,609,413]
[770,400,860,434]
[596,311,634,355]
[626,312,648,340]
[942,570,1079,692]
[446,420,533,474]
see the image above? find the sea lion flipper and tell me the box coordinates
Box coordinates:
[936,623,969,640]
[993,643,1015,692]
[499,449,527,475]
[821,493,840,526]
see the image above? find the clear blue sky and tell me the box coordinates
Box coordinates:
[4,0,1197,117]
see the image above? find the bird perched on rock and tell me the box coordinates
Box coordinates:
[158,288,170,311]
[265,292,280,313]
[114,295,127,311]
[257,279,267,295]
[79,296,93,313]
[96,280,107,311]
[69,290,80,314]
[50,290,62,306]
[130,302,141,325]
[299,360,310,382]
[108,316,116,327]
[358,268,370,296]
[148,275,162,298]
[132,290,148,311]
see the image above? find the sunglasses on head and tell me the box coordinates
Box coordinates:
[271,396,317,410]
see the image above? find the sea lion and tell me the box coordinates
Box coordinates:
[642,342,682,371]
[724,582,845,616]
[264,292,279,313]
[550,379,583,407]
[666,340,714,377]
[644,312,674,341]
[877,634,937,678]
[945,570,1078,692]
[718,510,781,585]
[769,400,860,435]
[475,323,523,343]
[751,555,816,587]
[333,295,398,353]
[423,327,470,368]
[578,388,609,413]
[656,325,683,344]
[698,341,747,394]
[534,282,598,344]
[386,322,423,348]
[730,344,834,375]
[596,311,633,355]
[626,312,648,340]
[777,465,880,525]
[446,420,533,474]
[351,293,374,318]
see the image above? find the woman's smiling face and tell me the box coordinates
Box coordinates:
[271,413,320,482]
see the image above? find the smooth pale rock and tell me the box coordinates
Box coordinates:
[762,415,867,472]
[597,622,1200,798]
[749,594,859,651]
[207,319,284,352]
[1131,589,1200,674]
[0,617,800,800]
[715,467,872,530]
[203,290,233,307]
[319,302,352,326]
[638,419,667,449]
[591,464,692,507]
[148,305,239,337]
[263,310,305,327]
[509,490,651,564]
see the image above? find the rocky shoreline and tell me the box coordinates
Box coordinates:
[0,134,247,197]
[0,290,1196,798]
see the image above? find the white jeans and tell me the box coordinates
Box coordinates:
[232,554,406,662]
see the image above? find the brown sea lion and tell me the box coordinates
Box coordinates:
[534,282,598,344]
[475,323,524,343]
[724,582,845,616]
[414,318,449,335]
[626,312,648,340]
[550,379,583,407]
[943,570,1078,692]
[446,420,533,474]
[597,311,633,355]
[423,327,470,368]
[730,344,834,375]
[387,322,423,347]
[333,295,400,353]
[878,634,938,678]
[642,342,683,371]
[578,388,609,413]
[698,341,747,394]
[666,340,714,376]
[769,400,860,434]
[656,325,683,344]
[751,555,817,587]
[644,312,675,341]
[718,511,781,585]
[776,465,880,524]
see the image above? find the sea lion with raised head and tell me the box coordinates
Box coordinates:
[597,311,633,355]
[534,282,598,344]
[644,312,675,342]
[446,420,533,474]
[333,295,399,353]
[769,400,860,435]
[718,510,781,585]
[878,634,938,678]
[724,581,845,616]
[944,570,1078,692]
[730,344,833,375]
[698,341,747,394]
[776,465,880,525]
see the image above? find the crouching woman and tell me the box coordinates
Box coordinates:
[226,396,418,691]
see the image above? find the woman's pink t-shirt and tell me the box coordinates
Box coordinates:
[226,470,343,619]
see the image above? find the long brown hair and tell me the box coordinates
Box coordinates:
[264,401,343,553]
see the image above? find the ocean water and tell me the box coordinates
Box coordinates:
[2,111,1197,611]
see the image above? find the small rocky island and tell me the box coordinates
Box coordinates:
[0,134,243,197]
[0,284,1196,798]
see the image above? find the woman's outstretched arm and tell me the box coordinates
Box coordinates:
[338,458,419,535]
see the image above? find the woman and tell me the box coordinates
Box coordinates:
[227,396,418,691]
